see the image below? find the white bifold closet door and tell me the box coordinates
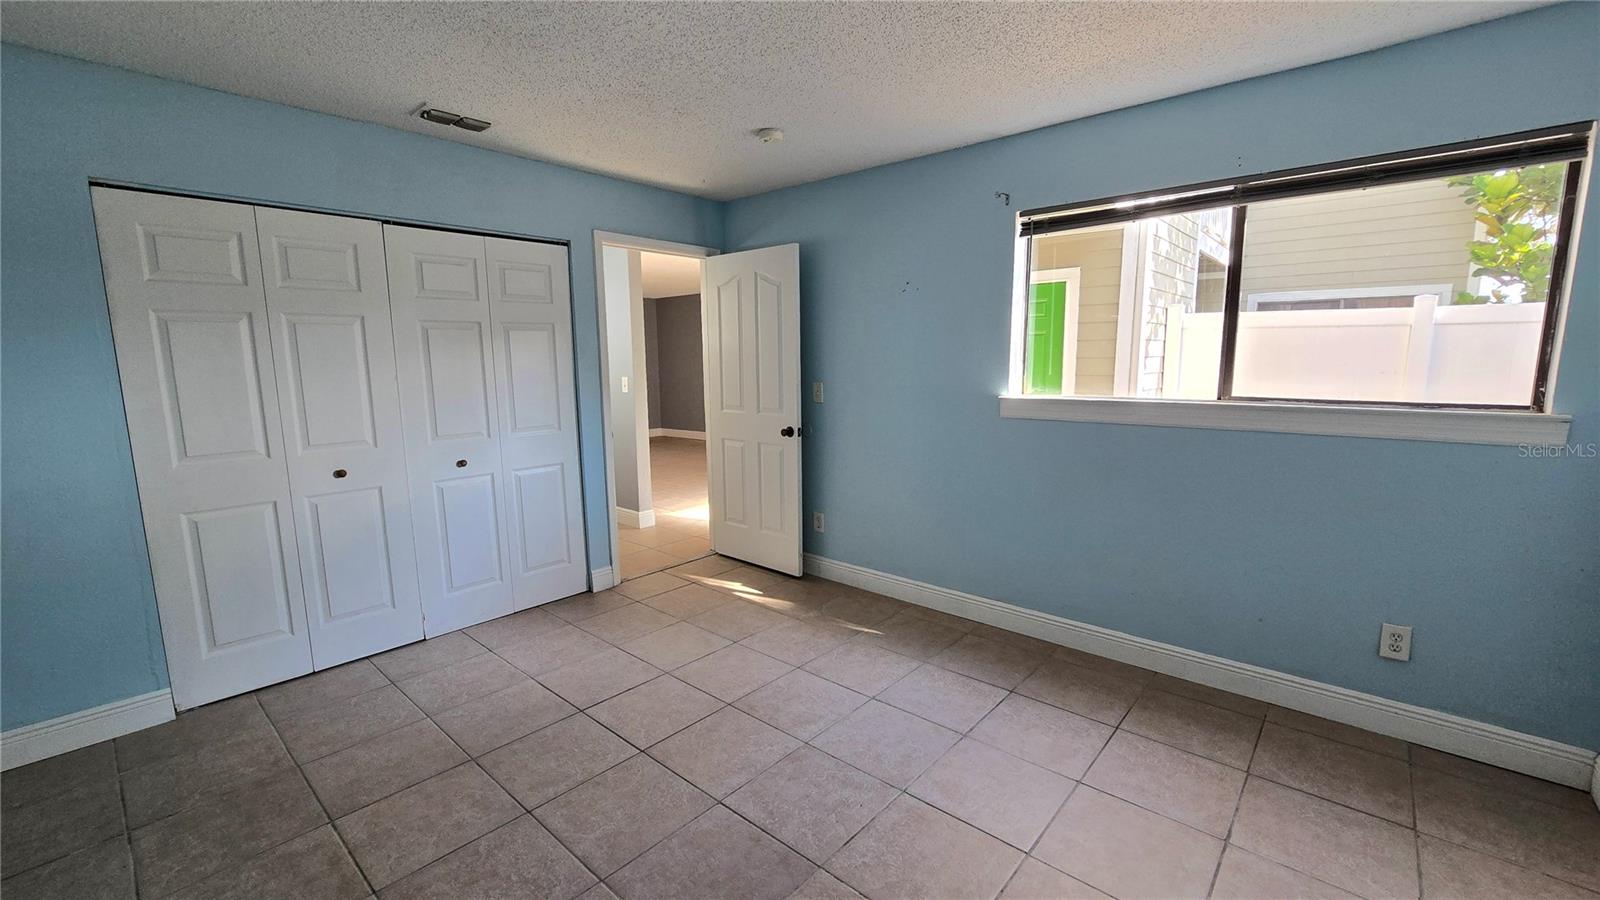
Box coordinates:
[254,207,426,666]
[484,237,589,608]
[386,225,588,636]
[96,188,587,705]
[93,188,316,708]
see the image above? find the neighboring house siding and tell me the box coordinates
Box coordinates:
[1032,227,1124,396]
[1239,179,1477,301]
[1137,213,1203,396]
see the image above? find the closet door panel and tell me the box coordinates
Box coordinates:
[256,207,424,666]
[485,238,588,608]
[387,225,512,635]
[92,187,313,709]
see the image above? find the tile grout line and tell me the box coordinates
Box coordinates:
[1412,760,1427,899]
[111,730,144,900]
[386,680,609,897]
[1203,707,1264,898]
[96,695,326,898]
[120,693,354,900]
[1406,764,1600,891]
[255,686,380,900]
[468,616,768,886]
[17,572,1592,899]
[464,723,615,890]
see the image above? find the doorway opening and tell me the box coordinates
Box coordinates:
[595,233,716,583]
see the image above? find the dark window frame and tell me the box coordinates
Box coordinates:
[1017,123,1594,412]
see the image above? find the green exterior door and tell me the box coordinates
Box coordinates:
[1025,280,1067,394]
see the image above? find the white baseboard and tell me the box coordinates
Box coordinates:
[1,689,175,771]
[806,554,1598,790]
[616,507,656,529]
[649,428,705,440]
[591,566,616,591]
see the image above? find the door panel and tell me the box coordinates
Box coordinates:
[758,443,786,533]
[421,322,494,439]
[280,314,375,450]
[756,274,785,413]
[152,310,273,462]
[504,324,561,434]
[720,440,747,524]
[514,463,569,571]
[93,187,314,709]
[702,245,802,575]
[302,487,396,621]
[387,225,513,635]
[256,206,425,666]
[715,279,745,410]
[485,238,588,607]
[436,473,504,591]
[183,502,297,650]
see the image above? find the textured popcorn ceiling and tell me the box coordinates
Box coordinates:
[0,1,1541,200]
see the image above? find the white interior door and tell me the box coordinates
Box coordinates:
[385,224,513,636]
[701,244,802,575]
[92,187,313,708]
[255,207,425,665]
[485,237,589,608]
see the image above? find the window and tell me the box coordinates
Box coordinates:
[1010,124,1589,423]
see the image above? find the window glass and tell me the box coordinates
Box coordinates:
[1025,207,1233,398]
[1230,162,1570,405]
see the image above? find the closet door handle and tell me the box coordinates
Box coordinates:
[332,468,348,479]
[780,426,795,438]
[455,459,468,468]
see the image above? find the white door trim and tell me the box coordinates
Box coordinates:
[592,231,717,584]
[804,553,1599,792]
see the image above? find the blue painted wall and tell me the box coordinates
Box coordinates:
[0,45,722,730]
[5,6,1599,747]
[724,4,1600,748]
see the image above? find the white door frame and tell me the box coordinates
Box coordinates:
[591,231,717,588]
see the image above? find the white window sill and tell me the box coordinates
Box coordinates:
[998,394,1571,446]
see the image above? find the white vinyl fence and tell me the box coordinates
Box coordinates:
[1161,296,1546,406]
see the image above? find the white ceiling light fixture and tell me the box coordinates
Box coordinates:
[754,127,784,144]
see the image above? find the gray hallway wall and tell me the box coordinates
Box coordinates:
[643,294,706,432]
[644,300,663,428]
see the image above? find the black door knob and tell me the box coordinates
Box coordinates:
[332,469,348,479]
[455,459,468,468]
[780,426,795,437]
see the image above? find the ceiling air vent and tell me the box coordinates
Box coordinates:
[418,108,491,132]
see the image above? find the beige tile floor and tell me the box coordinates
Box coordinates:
[617,437,711,581]
[5,561,1598,899]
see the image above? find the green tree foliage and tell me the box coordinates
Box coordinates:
[1449,163,1564,304]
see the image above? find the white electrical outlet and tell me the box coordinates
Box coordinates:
[1379,623,1412,661]
[812,382,825,402]
[812,511,825,532]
